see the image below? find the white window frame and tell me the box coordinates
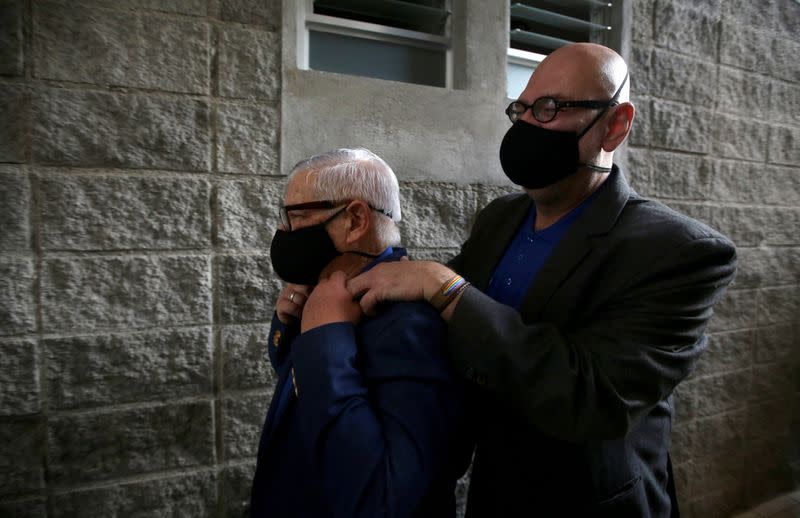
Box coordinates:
[297,0,454,89]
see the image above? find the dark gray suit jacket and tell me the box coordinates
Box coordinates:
[447,166,736,517]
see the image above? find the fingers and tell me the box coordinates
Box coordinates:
[359,289,381,316]
[276,284,311,324]
[346,260,453,314]
[278,284,310,304]
[287,284,311,298]
[276,298,303,323]
[288,290,308,307]
[346,268,375,298]
[347,265,391,315]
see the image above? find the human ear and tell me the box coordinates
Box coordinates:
[344,201,370,244]
[601,102,635,152]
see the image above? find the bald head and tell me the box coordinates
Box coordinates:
[507,42,635,207]
[526,43,629,104]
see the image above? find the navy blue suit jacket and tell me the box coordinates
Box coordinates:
[251,249,471,518]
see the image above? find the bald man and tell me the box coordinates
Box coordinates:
[347,43,736,516]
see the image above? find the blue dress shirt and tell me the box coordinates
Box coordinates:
[486,190,601,308]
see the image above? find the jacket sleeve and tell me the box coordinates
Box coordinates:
[448,235,736,442]
[289,303,465,518]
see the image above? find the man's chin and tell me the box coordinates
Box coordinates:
[524,183,561,203]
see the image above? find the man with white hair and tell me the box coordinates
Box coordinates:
[250,148,471,518]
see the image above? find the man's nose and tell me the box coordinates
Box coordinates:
[519,107,543,126]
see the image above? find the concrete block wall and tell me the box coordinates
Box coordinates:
[1,1,798,517]
[0,0,282,516]
[628,0,800,516]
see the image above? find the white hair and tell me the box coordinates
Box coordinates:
[289,148,402,247]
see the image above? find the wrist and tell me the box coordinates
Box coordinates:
[421,263,459,301]
[428,274,471,313]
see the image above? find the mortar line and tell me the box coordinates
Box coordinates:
[23,1,51,511]
[4,74,280,105]
[28,320,273,341]
[48,465,217,495]
[22,165,289,181]
[207,9,227,512]
[52,0,275,32]
[23,0,49,505]
[47,457,257,497]
[49,395,217,418]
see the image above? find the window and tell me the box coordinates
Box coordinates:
[507,0,626,98]
[298,0,453,88]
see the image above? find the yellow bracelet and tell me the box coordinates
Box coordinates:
[429,275,470,312]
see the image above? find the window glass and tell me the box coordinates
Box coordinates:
[309,30,446,87]
[303,0,452,87]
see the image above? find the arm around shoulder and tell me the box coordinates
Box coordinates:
[446,235,736,441]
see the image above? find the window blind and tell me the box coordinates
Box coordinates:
[510,0,612,55]
[314,0,450,36]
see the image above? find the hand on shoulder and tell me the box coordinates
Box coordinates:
[347,260,456,315]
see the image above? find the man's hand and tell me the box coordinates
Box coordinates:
[276,283,312,325]
[301,271,363,333]
[347,260,456,316]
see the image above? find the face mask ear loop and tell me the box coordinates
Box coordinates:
[576,71,629,140]
[582,163,613,173]
[321,205,348,227]
[576,72,629,172]
[343,250,381,259]
[576,106,611,140]
[324,204,378,260]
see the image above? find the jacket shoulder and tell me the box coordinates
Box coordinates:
[602,196,737,289]
[481,191,528,214]
[471,191,528,231]
[357,301,452,381]
[619,195,734,250]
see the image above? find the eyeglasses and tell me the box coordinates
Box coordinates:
[280,199,393,232]
[505,97,619,124]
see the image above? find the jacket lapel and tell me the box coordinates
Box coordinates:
[518,166,632,320]
[471,195,532,291]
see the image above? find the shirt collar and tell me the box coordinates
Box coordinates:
[361,246,407,273]
[529,182,606,240]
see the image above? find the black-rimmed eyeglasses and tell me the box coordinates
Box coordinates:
[280,199,393,232]
[505,97,619,124]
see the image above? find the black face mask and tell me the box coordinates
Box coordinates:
[499,75,627,189]
[500,121,600,189]
[270,208,377,285]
